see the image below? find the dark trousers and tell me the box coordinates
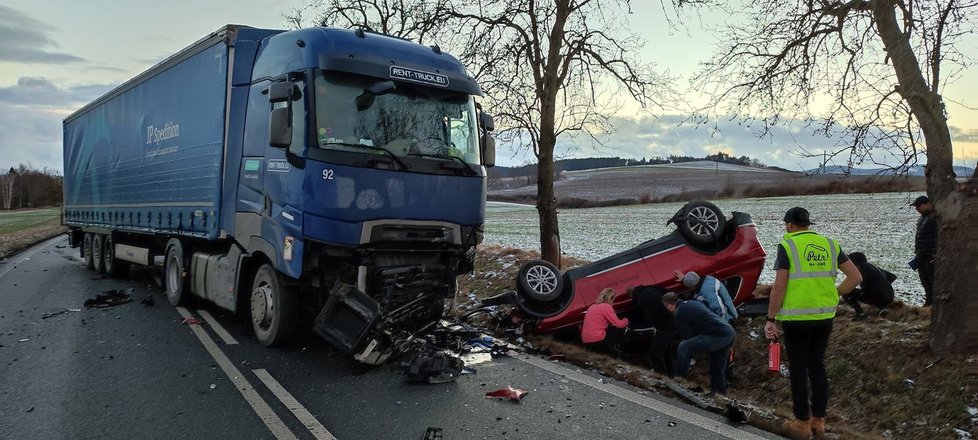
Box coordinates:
[844,287,893,315]
[648,328,676,377]
[782,319,833,419]
[917,255,935,306]
[675,333,734,394]
[586,326,626,356]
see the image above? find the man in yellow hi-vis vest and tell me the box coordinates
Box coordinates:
[765,207,862,440]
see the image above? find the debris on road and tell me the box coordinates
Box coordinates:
[25,406,34,413]
[18,338,30,342]
[404,350,464,384]
[182,317,202,326]
[422,427,443,440]
[140,295,156,307]
[484,387,528,403]
[83,288,133,308]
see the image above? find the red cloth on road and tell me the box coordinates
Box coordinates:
[581,303,629,344]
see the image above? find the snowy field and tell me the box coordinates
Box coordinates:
[484,192,927,305]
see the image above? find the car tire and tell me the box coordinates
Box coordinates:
[83,233,94,270]
[676,201,726,246]
[164,239,189,306]
[516,259,564,302]
[103,234,129,278]
[513,260,573,319]
[250,264,299,347]
[92,234,105,274]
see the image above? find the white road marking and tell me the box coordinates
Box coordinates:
[175,307,296,440]
[253,369,338,440]
[196,309,239,345]
[516,354,769,440]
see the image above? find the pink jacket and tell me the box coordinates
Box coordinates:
[581,303,629,344]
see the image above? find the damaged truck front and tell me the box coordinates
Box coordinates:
[62,25,495,364]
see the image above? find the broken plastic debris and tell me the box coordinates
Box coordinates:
[182,317,202,325]
[903,378,916,388]
[484,387,528,402]
[667,421,677,427]
[84,288,133,308]
[209,384,216,390]
[18,338,30,342]
[404,350,463,384]
[461,367,477,375]
[422,427,444,440]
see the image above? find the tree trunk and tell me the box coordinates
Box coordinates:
[536,126,561,267]
[873,1,978,353]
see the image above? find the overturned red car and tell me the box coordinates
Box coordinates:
[487,201,767,332]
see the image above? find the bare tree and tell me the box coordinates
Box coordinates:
[687,0,978,353]
[289,0,674,267]
[1,168,16,210]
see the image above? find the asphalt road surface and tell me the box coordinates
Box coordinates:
[0,236,782,439]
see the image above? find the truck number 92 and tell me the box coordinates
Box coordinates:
[322,169,334,180]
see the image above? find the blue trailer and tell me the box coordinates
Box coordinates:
[63,25,495,364]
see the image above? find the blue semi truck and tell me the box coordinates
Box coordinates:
[63,25,495,364]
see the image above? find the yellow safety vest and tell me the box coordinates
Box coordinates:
[777,231,839,321]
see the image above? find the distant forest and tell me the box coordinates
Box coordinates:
[488,152,770,178]
[0,164,63,209]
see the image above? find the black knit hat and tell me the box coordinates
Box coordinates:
[783,207,812,226]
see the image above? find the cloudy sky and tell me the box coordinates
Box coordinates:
[1,0,976,173]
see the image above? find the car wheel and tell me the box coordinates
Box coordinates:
[164,239,189,306]
[676,201,726,246]
[517,260,564,301]
[251,264,299,347]
[513,260,573,319]
[83,233,94,270]
[103,234,130,278]
[92,234,105,274]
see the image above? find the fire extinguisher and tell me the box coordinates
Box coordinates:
[767,339,782,375]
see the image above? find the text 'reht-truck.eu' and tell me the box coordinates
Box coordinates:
[62,25,496,364]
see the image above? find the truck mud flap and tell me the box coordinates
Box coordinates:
[314,281,381,353]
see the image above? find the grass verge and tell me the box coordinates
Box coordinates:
[0,208,67,259]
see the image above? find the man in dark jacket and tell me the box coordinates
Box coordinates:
[663,292,735,395]
[843,252,897,318]
[911,196,937,306]
[630,285,676,377]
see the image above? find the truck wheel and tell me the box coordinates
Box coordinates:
[92,234,105,274]
[164,239,189,306]
[83,233,94,270]
[675,201,726,247]
[103,234,129,278]
[250,264,298,347]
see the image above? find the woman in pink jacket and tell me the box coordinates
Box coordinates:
[581,288,630,356]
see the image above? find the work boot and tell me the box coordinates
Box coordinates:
[811,416,827,439]
[783,418,812,440]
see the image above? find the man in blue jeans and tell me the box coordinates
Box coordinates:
[662,292,736,395]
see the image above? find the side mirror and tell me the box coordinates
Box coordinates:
[269,107,291,148]
[480,112,495,132]
[268,82,296,103]
[482,136,496,168]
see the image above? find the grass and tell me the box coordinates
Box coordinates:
[0,208,61,234]
[0,208,66,259]
[454,246,978,440]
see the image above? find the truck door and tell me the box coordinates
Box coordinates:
[261,76,307,278]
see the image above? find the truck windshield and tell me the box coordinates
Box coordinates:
[314,71,481,166]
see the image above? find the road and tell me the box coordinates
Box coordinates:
[0,236,782,440]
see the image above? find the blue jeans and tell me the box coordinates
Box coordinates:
[676,333,735,394]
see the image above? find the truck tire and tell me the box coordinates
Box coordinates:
[164,239,189,306]
[675,201,726,247]
[83,233,94,270]
[92,234,105,274]
[103,234,129,278]
[250,264,299,347]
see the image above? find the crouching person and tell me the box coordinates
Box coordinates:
[663,292,735,395]
[581,288,629,356]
